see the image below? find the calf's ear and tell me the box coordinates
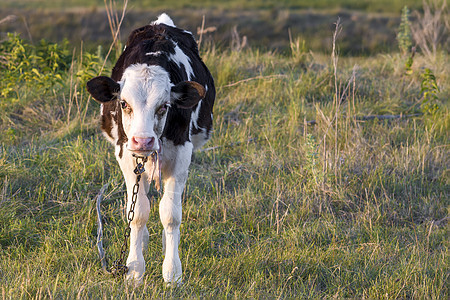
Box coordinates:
[86,76,120,103]
[171,81,206,109]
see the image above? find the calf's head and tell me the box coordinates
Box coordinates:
[87,64,205,156]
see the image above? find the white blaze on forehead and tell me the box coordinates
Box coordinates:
[121,64,171,108]
[120,64,171,138]
[169,43,194,81]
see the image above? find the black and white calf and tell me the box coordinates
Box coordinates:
[87,14,215,284]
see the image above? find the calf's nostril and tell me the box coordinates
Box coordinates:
[145,137,155,148]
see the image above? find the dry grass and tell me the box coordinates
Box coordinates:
[411,0,449,60]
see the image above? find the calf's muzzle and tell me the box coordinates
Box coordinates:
[128,136,155,152]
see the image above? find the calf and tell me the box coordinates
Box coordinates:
[87,14,215,284]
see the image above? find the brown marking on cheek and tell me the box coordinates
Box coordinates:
[115,102,128,158]
[100,102,115,140]
[99,100,127,159]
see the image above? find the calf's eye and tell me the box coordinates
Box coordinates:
[120,100,128,110]
[156,103,170,116]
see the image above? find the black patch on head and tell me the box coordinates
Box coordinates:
[111,25,176,82]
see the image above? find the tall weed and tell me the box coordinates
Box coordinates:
[397,6,413,55]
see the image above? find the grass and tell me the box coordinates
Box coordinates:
[0,21,449,299]
[1,0,424,13]
[0,0,430,56]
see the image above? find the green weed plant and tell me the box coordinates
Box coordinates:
[420,68,440,115]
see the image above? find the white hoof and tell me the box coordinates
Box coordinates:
[126,260,145,285]
[162,256,182,285]
[164,279,183,288]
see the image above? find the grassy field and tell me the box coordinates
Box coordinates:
[0,2,449,298]
[1,0,423,13]
[0,0,430,55]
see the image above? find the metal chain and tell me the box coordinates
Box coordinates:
[110,154,149,277]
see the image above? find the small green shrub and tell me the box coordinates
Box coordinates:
[0,34,71,106]
[420,68,440,115]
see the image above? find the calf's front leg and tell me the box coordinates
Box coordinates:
[116,148,151,283]
[159,140,193,284]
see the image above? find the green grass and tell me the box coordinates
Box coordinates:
[0,30,449,298]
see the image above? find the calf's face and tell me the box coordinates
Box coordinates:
[87,64,205,156]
